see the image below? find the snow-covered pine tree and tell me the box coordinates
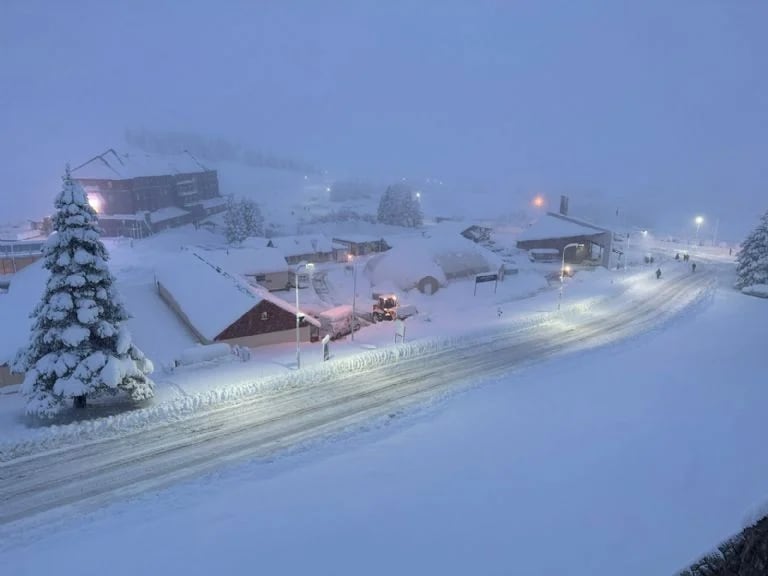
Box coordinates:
[13,167,154,417]
[241,197,264,238]
[377,182,423,228]
[735,209,768,289]
[224,196,264,243]
[224,195,245,244]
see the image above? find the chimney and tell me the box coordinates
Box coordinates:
[559,195,569,216]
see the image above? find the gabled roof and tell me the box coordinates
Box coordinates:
[267,234,333,257]
[517,212,610,242]
[194,247,289,275]
[156,252,318,341]
[72,149,210,180]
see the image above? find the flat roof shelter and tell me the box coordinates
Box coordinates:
[516,212,614,268]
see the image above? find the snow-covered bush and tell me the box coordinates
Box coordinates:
[377,182,423,228]
[735,209,768,289]
[13,167,154,417]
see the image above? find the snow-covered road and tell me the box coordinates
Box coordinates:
[0,269,715,529]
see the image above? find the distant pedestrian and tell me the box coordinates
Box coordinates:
[655,268,662,280]
[675,253,680,261]
[691,262,697,273]
[729,247,733,256]
[497,307,503,319]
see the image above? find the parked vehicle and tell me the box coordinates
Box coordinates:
[372,293,398,322]
[318,305,357,339]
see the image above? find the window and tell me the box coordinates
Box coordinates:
[261,311,269,321]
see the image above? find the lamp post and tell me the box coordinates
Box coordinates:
[558,242,583,311]
[295,261,313,369]
[347,253,358,341]
[694,216,704,245]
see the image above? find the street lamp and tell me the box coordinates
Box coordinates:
[695,216,704,245]
[347,253,358,341]
[295,261,314,369]
[559,243,583,311]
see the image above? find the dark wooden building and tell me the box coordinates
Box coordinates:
[156,252,320,348]
[517,212,614,268]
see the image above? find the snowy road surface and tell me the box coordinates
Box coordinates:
[0,270,714,528]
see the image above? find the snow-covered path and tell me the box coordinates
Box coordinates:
[0,269,714,529]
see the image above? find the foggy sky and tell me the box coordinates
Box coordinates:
[1,0,766,240]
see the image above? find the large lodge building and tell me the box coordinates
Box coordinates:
[72,150,227,237]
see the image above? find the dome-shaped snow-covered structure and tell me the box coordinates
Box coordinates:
[367,232,503,294]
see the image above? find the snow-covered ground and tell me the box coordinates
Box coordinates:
[0,261,764,575]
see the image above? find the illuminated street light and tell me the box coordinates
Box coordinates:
[558,243,584,311]
[695,216,704,245]
[532,195,545,208]
[295,261,314,369]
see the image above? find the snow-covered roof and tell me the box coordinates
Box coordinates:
[267,234,333,257]
[0,261,47,364]
[240,237,271,250]
[98,213,147,221]
[156,253,317,340]
[194,247,289,276]
[517,212,609,242]
[149,207,190,223]
[73,150,209,180]
[195,197,228,210]
[0,223,44,242]
[331,234,387,244]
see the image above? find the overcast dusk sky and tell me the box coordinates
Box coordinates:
[1,0,766,240]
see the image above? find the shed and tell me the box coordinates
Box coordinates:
[156,253,320,348]
[193,247,293,292]
[516,212,613,267]
[331,235,390,258]
[266,234,334,265]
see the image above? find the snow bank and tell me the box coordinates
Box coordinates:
[175,344,232,367]
[741,284,768,298]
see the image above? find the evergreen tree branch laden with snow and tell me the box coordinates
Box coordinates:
[735,209,768,290]
[13,167,154,417]
[377,182,424,228]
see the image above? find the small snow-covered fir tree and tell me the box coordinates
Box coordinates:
[14,167,154,417]
[241,197,264,238]
[224,196,263,244]
[224,196,245,244]
[735,209,768,289]
[377,182,423,228]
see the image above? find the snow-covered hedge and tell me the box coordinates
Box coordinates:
[741,284,768,298]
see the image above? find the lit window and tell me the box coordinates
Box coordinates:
[261,311,269,321]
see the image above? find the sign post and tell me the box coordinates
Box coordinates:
[474,273,499,296]
[394,319,406,343]
[322,334,331,361]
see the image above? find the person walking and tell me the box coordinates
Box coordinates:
[656,267,662,279]
[691,262,697,273]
